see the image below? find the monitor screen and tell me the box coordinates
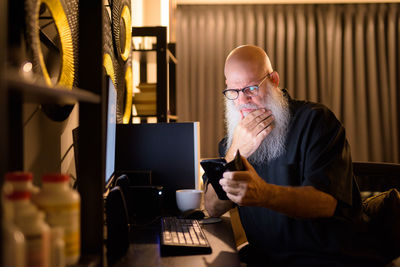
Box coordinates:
[115,122,200,212]
[105,78,117,186]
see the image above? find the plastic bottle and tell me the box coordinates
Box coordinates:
[2,183,26,267]
[5,171,39,194]
[7,190,37,220]
[50,227,66,267]
[33,173,81,266]
[10,191,50,267]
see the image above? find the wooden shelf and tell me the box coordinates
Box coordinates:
[168,114,178,121]
[132,27,177,123]
[132,49,157,52]
[6,71,100,104]
[133,49,177,64]
[136,82,156,92]
[132,114,178,119]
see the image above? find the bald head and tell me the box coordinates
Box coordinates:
[224,45,273,85]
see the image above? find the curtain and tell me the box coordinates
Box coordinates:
[176,4,400,163]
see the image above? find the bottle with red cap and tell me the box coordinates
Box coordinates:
[2,182,26,267]
[5,171,39,194]
[5,176,50,267]
[32,173,81,266]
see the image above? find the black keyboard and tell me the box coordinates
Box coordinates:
[160,217,212,256]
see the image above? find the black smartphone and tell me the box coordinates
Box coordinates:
[200,158,228,200]
[200,151,245,200]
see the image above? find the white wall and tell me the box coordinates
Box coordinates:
[132,0,172,37]
[23,103,78,186]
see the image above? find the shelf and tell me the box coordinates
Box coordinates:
[6,71,101,104]
[133,49,177,64]
[132,49,157,52]
[133,115,157,118]
[132,26,175,123]
[168,114,178,121]
[132,114,178,119]
[136,82,156,91]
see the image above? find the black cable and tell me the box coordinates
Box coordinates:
[23,105,41,127]
[60,143,74,164]
[40,19,56,30]
[39,28,60,53]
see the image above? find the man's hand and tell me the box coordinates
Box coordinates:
[226,109,274,161]
[219,157,270,206]
[219,157,338,218]
[204,183,234,217]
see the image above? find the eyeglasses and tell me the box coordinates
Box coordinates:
[222,73,272,100]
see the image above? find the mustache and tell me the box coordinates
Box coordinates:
[237,103,260,110]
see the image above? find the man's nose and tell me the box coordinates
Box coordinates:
[236,90,252,104]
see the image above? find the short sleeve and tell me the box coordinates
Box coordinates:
[300,106,354,207]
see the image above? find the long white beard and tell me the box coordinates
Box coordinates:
[225,89,290,165]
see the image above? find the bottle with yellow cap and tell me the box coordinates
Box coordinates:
[32,173,81,266]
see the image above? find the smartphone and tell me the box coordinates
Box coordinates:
[200,158,228,200]
[200,151,245,200]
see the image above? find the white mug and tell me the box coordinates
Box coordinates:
[176,189,203,212]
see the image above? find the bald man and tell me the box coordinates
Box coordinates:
[203,45,384,266]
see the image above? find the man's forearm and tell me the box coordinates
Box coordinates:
[204,183,234,217]
[263,185,338,218]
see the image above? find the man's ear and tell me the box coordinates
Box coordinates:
[270,71,280,86]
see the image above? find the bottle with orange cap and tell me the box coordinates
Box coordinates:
[32,173,81,266]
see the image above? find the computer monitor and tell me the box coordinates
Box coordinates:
[72,77,117,192]
[105,77,117,189]
[103,78,131,260]
[115,122,200,212]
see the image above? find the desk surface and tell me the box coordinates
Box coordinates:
[113,216,241,267]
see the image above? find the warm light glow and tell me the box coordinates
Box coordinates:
[161,0,169,41]
[199,161,205,190]
[161,0,169,27]
[132,117,141,124]
[132,0,143,26]
[132,104,138,116]
[22,62,33,73]
[147,117,158,123]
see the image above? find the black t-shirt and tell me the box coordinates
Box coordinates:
[217,91,385,266]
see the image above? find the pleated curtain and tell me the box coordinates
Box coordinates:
[176,4,400,163]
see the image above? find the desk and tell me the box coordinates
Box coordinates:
[113,216,241,267]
